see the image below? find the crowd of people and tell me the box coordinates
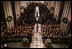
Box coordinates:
[4,25,33,42]
[41,24,71,44]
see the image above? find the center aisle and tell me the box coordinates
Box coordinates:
[30,24,45,48]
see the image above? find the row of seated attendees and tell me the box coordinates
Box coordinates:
[41,24,71,44]
[16,17,35,26]
[4,24,34,43]
[41,17,57,25]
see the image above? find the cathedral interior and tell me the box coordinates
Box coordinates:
[1,1,71,48]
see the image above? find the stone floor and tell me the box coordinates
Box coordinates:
[30,32,45,48]
[6,42,68,48]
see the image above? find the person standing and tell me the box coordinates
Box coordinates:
[36,24,39,32]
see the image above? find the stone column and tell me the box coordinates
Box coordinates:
[2,1,14,28]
